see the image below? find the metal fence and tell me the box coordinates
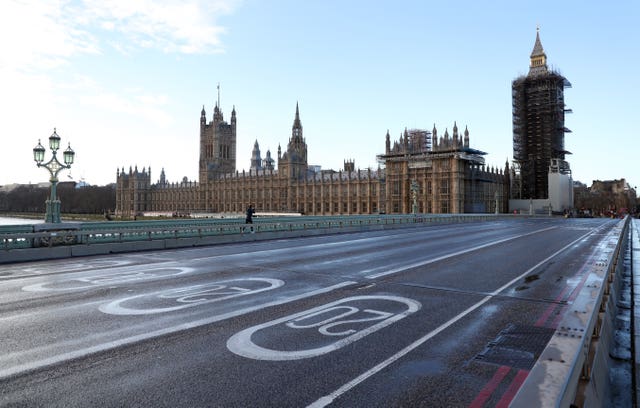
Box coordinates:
[1,214,508,251]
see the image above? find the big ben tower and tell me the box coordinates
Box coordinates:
[512,28,572,200]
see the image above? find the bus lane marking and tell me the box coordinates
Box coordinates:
[227,295,421,361]
[0,281,357,381]
[99,278,285,315]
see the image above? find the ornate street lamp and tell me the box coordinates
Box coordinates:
[33,128,75,223]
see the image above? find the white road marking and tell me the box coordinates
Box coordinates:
[227,295,420,360]
[22,266,195,292]
[100,278,285,315]
[0,281,356,380]
[364,226,557,279]
[307,228,597,407]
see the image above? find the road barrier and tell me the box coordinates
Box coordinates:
[510,216,630,407]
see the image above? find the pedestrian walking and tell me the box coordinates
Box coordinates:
[245,204,255,224]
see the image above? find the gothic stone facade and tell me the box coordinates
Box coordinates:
[116,103,508,217]
[379,125,509,214]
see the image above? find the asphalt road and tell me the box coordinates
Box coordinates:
[0,217,620,407]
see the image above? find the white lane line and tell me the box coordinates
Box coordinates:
[364,226,557,279]
[0,281,356,381]
[308,228,597,408]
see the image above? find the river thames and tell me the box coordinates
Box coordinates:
[0,216,43,226]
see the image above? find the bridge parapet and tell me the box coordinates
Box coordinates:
[1,214,520,263]
[511,216,630,407]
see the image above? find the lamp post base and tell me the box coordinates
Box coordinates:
[45,199,61,223]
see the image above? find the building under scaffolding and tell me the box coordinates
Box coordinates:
[379,124,509,214]
[511,28,572,201]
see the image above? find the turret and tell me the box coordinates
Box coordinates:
[385,130,391,153]
[464,125,469,148]
[231,105,236,126]
[403,128,409,151]
[453,121,459,146]
[432,124,438,150]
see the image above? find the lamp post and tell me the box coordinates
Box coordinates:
[33,128,75,223]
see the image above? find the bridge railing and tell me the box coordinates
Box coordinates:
[0,213,510,253]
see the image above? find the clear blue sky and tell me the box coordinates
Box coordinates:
[2,0,638,190]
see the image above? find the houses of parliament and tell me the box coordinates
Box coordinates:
[115,96,509,217]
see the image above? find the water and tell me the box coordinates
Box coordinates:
[0,216,43,226]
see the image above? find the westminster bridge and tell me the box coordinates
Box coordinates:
[0,214,637,407]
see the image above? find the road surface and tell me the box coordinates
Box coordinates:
[0,217,619,407]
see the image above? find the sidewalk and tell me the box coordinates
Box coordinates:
[632,219,640,406]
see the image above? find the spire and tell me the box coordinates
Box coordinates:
[293,102,302,129]
[530,26,545,57]
[529,26,548,76]
[217,82,220,110]
[291,102,303,142]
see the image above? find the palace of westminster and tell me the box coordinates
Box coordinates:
[116,30,571,218]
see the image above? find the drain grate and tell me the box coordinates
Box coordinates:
[473,324,555,370]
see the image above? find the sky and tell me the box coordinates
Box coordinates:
[1,0,638,190]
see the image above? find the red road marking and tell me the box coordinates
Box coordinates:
[550,305,568,329]
[535,253,598,327]
[495,369,529,408]
[468,365,511,408]
[535,285,571,327]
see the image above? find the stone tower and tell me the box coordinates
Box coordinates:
[199,88,237,185]
[511,28,572,199]
[250,140,262,172]
[278,103,308,180]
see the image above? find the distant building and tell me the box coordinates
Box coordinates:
[378,125,509,214]
[116,99,508,217]
[574,179,637,216]
[510,29,573,213]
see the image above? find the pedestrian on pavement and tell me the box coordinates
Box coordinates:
[245,204,255,224]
